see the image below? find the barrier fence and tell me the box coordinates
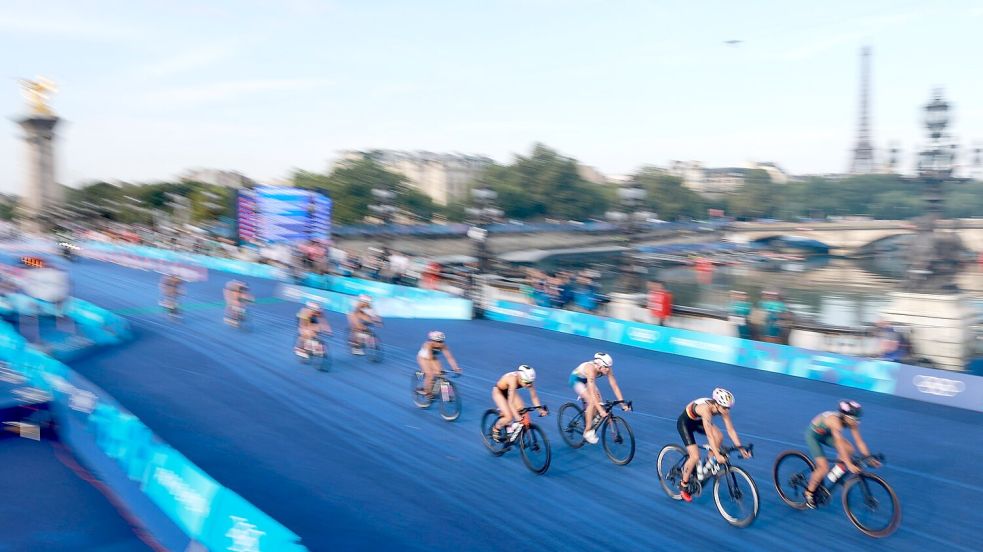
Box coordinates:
[485,300,983,412]
[0,303,306,551]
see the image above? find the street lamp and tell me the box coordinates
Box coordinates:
[466,187,500,273]
[369,187,397,248]
[904,89,966,293]
[607,183,648,293]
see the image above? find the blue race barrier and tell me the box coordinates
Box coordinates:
[0,312,307,551]
[483,300,983,411]
[278,283,473,320]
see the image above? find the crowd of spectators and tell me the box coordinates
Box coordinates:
[520,268,604,313]
[728,289,794,344]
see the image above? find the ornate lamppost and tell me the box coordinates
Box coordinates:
[466,187,501,274]
[606,183,649,294]
[903,90,966,293]
[369,187,397,249]
[883,89,976,372]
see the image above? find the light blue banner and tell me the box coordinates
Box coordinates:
[486,300,901,396]
[279,283,473,320]
[0,314,306,550]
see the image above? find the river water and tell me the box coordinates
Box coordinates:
[532,249,983,327]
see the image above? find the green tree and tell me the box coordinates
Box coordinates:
[631,168,706,220]
[725,170,781,219]
[476,143,610,220]
[293,158,407,225]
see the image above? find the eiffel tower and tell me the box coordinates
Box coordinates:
[850,47,875,174]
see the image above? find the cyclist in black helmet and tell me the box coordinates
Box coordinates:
[803,400,880,509]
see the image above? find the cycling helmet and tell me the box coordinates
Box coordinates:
[428,330,445,343]
[517,364,536,384]
[358,294,371,304]
[306,300,320,310]
[593,352,613,368]
[838,399,862,420]
[712,387,735,409]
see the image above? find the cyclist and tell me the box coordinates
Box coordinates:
[677,388,751,502]
[568,352,629,444]
[803,400,879,509]
[416,331,461,397]
[223,279,253,327]
[491,364,547,442]
[347,294,381,355]
[295,301,332,358]
[159,273,184,318]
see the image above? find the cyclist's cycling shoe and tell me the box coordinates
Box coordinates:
[804,491,816,510]
[583,429,599,445]
[679,481,693,503]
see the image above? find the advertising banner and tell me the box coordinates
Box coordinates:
[486,300,904,398]
[279,284,473,320]
[893,364,983,411]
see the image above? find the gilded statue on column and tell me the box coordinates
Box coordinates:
[19,77,57,117]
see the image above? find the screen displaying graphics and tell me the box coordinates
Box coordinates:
[237,187,332,244]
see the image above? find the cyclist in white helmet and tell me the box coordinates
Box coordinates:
[223,279,252,327]
[295,300,332,358]
[676,388,751,502]
[416,331,461,398]
[347,294,380,355]
[568,352,629,445]
[490,364,547,442]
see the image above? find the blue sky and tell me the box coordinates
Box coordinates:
[1,0,981,194]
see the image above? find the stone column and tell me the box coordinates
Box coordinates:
[882,291,976,371]
[17,115,61,231]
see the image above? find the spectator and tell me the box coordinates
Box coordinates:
[647,280,673,325]
[570,272,601,313]
[728,290,753,340]
[757,290,788,344]
[388,250,410,285]
[874,318,908,362]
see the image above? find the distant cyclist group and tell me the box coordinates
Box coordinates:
[158,272,900,537]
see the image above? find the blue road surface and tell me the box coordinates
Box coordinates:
[58,259,983,551]
[0,437,149,551]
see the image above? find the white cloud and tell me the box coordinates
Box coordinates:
[780,12,917,61]
[142,78,334,107]
[0,13,142,41]
[142,43,241,78]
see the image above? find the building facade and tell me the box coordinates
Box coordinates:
[668,161,789,200]
[180,168,256,189]
[336,150,493,206]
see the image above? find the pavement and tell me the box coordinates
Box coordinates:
[24,257,982,551]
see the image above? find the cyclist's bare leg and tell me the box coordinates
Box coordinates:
[419,358,439,394]
[707,425,724,455]
[807,456,830,495]
[681,443,701,484]
[492,389,512,432]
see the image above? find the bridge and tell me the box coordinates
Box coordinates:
[727,219,983,255]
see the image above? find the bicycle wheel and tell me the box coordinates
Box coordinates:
[315,341,331,372]
[519,424,551,475]
[842,473,902,538]
[601,416,635,465]
[438,380,461,422]
[368,335,383,363]
[772,450,816,510]
[412,372,433,408]
[713,466,760,528]
[557,402,586,449]
[657,444,689,500]
[480,409,507,456]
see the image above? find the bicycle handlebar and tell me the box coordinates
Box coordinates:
[718,443,754,458]
[518,405,549,414]
[854,453,885,467]
[602,399,633,410]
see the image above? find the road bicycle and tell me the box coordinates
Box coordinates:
[352,325,383,363]
[556,399,635,465]
[412,370,460,421]
[297,332,331,372]
[773,450,900,538]
[657,443,759,527]
[480,406,551,475]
